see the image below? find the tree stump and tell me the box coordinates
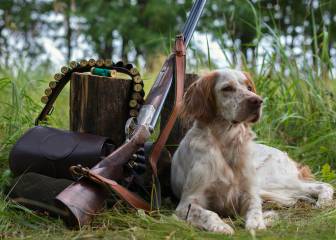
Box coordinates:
[70,72,132,147]
[160,73,199,154]
[70,72,199,152]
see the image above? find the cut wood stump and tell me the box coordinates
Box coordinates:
[70,72,199,152]
[70,72,132,147]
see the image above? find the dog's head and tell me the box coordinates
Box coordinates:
[181,69,263,124]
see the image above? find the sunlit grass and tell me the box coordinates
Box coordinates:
[1,7,336,240]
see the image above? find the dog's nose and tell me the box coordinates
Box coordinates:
[247,97,263,107]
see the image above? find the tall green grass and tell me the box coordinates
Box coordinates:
[209,9,336,180]
[1,6,336,239]
[0,63,69,171]
[252,29,336,176]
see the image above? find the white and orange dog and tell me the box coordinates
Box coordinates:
[171,69,334,234]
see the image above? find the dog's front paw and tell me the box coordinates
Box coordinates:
[263,210,279,227]
[206,222,234,235]
[315,197,333,208]
[315,184,334,208]
[245,215,266,231]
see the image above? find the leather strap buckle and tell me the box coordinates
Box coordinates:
[175,34,186,57]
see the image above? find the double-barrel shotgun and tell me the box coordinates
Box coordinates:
[56,0,207,228]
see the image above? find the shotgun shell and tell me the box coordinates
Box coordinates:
[133,75,142,83]
[44,88,52,96]
[110,69,117,78]
[130,68,139,75]
[105,59,113,67]
[125,63,133,70]
[129,99,138,108]
[54,73,64,81]
[41,96,49,104]
[69,61,79,69]
[116,61,124,67]
[129,109,139,117]
[133,83,143,92]
[133,147,145,156]
[49,81,57,89]
[91,67,110,77]
[80,59,88,67]
[88,58,96,66]
[61,66,71,74]
[96,59,104,67]
[131,92,143,101]
[136,147,145,155]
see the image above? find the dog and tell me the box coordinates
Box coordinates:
[170,69,334,234]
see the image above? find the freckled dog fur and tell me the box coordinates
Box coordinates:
[171,69,334,234]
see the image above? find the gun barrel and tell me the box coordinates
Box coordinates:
[182,0,207,46]
[55,0,207,228]
[141,0,206,129]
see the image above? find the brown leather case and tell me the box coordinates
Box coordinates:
[9,126,114,179]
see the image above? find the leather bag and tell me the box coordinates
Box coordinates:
[9,126,114,179]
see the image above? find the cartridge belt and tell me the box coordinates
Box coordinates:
[36,59,145,125]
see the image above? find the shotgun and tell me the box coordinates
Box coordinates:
[56,0,207,228]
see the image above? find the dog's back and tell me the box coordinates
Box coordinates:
[170,69,334,234]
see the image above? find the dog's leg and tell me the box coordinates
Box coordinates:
[262,210,279,227]
[244,193,266,231]
[176,199,234,235]
[300,181,334,208]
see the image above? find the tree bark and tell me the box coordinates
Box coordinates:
[70,72,132,147]
[65,10,72,62]
[70,73,198,151]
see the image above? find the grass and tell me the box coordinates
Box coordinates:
[1,13,336,240]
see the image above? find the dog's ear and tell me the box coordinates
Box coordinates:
[180,71,217,123]
[243,72,256,93]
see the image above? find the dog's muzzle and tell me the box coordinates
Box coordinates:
[247,96,263,122]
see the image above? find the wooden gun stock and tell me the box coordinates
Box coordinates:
[55,0,206,228]
[55,125,150,227]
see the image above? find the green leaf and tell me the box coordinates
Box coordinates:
[321,163,336,182]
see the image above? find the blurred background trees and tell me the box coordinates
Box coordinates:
[0,0,335,71]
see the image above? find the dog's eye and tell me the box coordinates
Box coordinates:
[221,86,235,92]
[247,86,253,91]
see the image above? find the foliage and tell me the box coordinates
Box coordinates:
[321,163,336,183]
[2,0,336,68]
[74,0,193,63]
[0,33,336,238]
[0,0,336,239]
[0,0,54,64]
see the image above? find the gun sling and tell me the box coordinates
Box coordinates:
[70,165,151,211]
[149,35,186,176]
[8,62,150,220]
[44,0,206,227]
[86,36,186,211]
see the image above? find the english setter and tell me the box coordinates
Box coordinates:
[171,69,334,234]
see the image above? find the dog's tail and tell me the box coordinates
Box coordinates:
[260,189,314,206]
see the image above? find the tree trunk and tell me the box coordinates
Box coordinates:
[65,10,72,62]
[121,36,129,62]
[104,36,114,60]
[70,72,132,147]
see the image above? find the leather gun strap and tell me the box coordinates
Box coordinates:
[149,35,186,175]
[85,169,151,211]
